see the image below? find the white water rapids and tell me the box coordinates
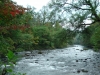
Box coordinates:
[13,45,100,75]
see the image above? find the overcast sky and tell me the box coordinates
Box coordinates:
[13,0,50,11]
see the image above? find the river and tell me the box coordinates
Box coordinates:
[13,45,100,75]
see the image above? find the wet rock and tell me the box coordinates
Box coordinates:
[34,60,38,63]
[83,48,88,50]
[81,69,88,73]
[77,69,88,73]
[85,59,87,60]
[73,72,76,73]
[51,64,56,67]
[50,57,54,58]
[35,60,38,61]
[75,54,77,55]
[79,59,83,61]
[94,67,96,68]
[25,52,31,56]
[73,65,76,66]
[30,62,33,63]
[47,59,49,61]
[31,54,35,56]
[35,61,38,63]
[87,58,91,59]
[38,51,42,54]
[98,66,100,67]
[80,50,84,51]
[93,63,96,65]
[90,60,93,62]
[15,52,18,55]
[76,60,78,62]
[83,61,86,62]
[77,70,81,73]
[61,50,63,52]
[25,57,30,59]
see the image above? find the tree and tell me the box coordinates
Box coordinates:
[0,0,28,29]
[49,0,100,29]
[0,0,29,57]
[35,5,66,26]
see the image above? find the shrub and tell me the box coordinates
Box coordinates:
[32,26,52,49]
[19,34,34,50]
[0,35,14,57]
[53,29,68,48]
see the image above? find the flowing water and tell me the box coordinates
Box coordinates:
[13,45,100,75]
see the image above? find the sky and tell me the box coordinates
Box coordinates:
[12,0,50,11]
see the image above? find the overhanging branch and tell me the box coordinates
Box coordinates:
[59,2,91,10]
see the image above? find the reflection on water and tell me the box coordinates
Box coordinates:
[14,45,100,75]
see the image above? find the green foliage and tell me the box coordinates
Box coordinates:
[81,22,100,51]
[32,26,52,49]
[8,30,22,50]
[0,50,25,75]
[9,29,38,51]
[0,35,15,56]
[31,25,74,49]
[18,33,35,50]
[81,27,93,47]
[90,25,100,50]
[7,50,16,61]
[53,29,68,48]
[8,11,33,25]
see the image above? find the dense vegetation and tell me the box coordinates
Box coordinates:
[0,0,100,74]
[81,22,100,51]
[0,0,74,57]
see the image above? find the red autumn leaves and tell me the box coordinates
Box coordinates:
[0,1,27,17]
[0,0,30,31]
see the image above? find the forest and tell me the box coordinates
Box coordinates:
[0,0,100,75]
